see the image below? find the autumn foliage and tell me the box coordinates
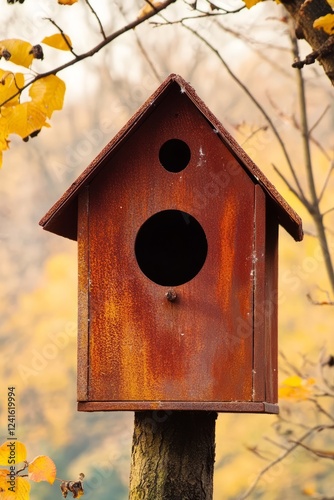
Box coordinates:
[0,440,56,499]
[0,35,67,167]
[0,440,85,499]
[0,0,333,168]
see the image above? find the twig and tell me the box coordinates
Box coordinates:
[116,3,160,82]
[133,32,160,82]
[272,164,308,207]
[264,437,290,451]
[239,425,331,499]
[290,22,334,294]
[45,18,77,56]
[151,5,245,27]
[319,162,334,203]
[289,439,334,460]
[267,93,331,162]
[279,351,305,378]
[0,0,176,108]
[309,398,334,424]
[84,0,106,40]
[309,105,330,134]
[322,206,334,218]
[306,293,334,306]
[182,22,306,203]
[240,125,269,146]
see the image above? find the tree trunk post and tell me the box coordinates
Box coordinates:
[129,410,217,500]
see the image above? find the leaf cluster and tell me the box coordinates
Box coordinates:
[0,440,56,499]
[0,34,69,168]
[0,440,85,500]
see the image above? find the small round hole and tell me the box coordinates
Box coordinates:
[135,210,207,287]
[159,139,191,173]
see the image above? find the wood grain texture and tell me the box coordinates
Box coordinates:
[86,84,255,406]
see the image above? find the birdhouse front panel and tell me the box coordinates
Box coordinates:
[78,83,262,410]
[40,74,303,414]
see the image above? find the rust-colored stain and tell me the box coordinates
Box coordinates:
[40,74,303,413]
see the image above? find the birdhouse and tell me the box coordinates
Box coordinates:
[40,74,303,414]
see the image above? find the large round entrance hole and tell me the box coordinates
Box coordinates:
[135,210,208,286]
[159,139,191,173]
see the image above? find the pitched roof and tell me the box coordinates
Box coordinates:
[39,73,303,242]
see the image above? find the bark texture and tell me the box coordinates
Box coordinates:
[280,0,334,84]
[129,411,217,500]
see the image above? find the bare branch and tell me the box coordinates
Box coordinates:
[272,164,309,207]
[307,293,334,306]
[309,105,331,134]
[45,17,77,56]
[116,3,160,83]
[181,22,306,203]
[319,162,334,203]
[308,398,334,424]
[84,0,107,40]
[290,22,334,294]
[322,206,334,218]
[245,444,272,461]
[289,440,334,460]
[0,0,176,108]
[279,351,306,377]
[267,94,331,162]
[239,425,332,499]
[133,32,160,82]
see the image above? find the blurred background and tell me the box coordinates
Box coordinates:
[1,1,334,498]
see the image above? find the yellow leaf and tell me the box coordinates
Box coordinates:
[41,34,72,51]
[28,455,56,484]
[327,0,334,7]
[29,75,66,118]
[138,1,163,18]
[0,39,33,68]
[281,375,303,387]
[0,70,24,107]
[58,0,78,4]
[0,470,14,498]
[243,0,263,8]
[0,441,27,466]
[279,376,315,401]
[314,13,334,34]
[302,483,317,496]
[13,477,31,500]
[0,474,31,500]
[2,102,48,139]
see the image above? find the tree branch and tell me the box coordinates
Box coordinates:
[280,0,334,85]
[0,0,176,108]
[45,17,77,56]
[272,163,309,207]
[116,3,160,83]
[84,0,107,40]
[319,162,334,203]
[181,22,307,203]
[239,425,333,499]
[290,23,334,294]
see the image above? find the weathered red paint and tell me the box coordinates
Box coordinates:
[40,74,303,413]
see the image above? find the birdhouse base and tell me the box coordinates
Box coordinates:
[77,401,279,414]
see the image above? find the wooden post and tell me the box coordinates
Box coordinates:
[129,411,217,500]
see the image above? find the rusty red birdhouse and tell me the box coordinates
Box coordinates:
[40,74,303,414]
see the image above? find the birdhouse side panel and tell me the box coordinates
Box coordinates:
[253,185,267,402]
[264,203,279,403]
[77,188,90,401]
[252,187,279,404]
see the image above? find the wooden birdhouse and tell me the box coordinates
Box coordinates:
[40,74,303,414]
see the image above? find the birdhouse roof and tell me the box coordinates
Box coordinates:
[40,74,303,242]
